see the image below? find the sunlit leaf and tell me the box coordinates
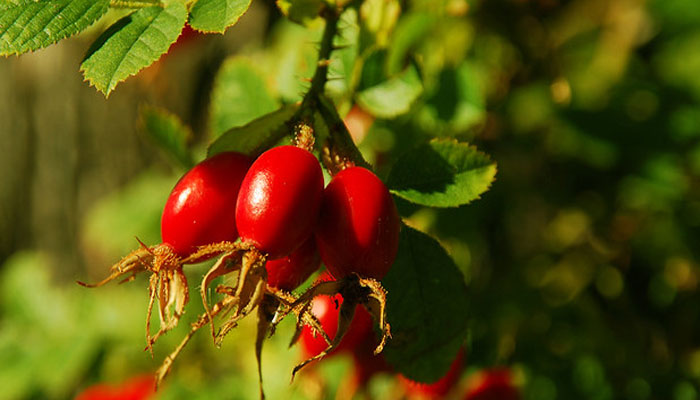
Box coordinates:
[387,139,496,207]
[0,0,109,56]
[356,63,423,118]
[188,0,251,33]
[80,3,187,96]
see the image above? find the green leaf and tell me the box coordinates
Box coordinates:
[267,20,320,102]
[356,63,423,118]
[188,0,251,33]
[387,139,497,208]
[382,226,468,382]
[80,3,187,96]
[417,62,486,135]
[209,57,279,139]
[139,105,194,169]
[0,0,110,56]
[386,13,435,76]
[208,103,298,157]
[276,0,323,25]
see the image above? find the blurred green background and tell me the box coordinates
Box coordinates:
[2,0,700,398]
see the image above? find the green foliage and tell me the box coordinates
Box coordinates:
[80,3,187,96]
[188,0,252,33]
[417,62,485,135]
[276,0,323,25]
[387,139,496,208]
[385,13,435,76]
[0,252,149,400]
[382,226,469,382]
[209,57,280,138]
[208,104,299,157]
[82,170,174,257]
[0,0,110,56]
[356,63,423,118]
[140,105,194,169]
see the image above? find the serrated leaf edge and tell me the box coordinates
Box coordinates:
[79,4,185,97]
[0,0,110,57]
[389,138,498,208]
[188,0,252,34]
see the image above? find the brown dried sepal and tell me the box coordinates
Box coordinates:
[77,242,190,353]
[155,294,238,389]
[266,287,331,348]
[273,273,392,379]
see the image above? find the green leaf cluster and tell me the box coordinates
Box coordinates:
[2,0,255,96]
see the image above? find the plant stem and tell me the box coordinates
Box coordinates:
[297,5,371,172]
[305,7,340,104]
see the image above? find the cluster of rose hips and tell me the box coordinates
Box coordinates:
[79,133,401,393]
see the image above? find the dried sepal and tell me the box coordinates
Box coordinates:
[155,294,238,389]
[291,296,358,379]
[270,279,344,330]
[254,294,280,400]
[200,250,245,338]
[355,276,391,354]
[267,288,330,348]
[76,245,156,288]
[214,250,268,346]
[79,243,191,352]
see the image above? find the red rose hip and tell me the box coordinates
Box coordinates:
[161,151,251,258]
[300,282,374,358]
[236,145,324,259]
[315,167,400,280]
[265,236,321,291]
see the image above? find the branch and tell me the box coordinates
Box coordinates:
[304,7,340,104]
[294,5,371,171]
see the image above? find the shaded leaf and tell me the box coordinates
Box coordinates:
[382,226,468,382]
[0,0,109,56]
[188,0,251,34]
[417,62,485,135]
[209,57,279,138]
[356,63,423,118]
[139,105,194,169]
[387,139,496,208]
[80,3,187,96]
[208,103,299,157]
